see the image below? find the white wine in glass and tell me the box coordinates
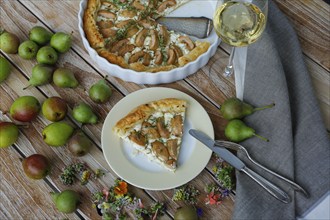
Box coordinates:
[213,0,268,76]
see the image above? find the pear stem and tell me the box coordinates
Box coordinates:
[23,84,32,90]
[17,124,30,129]
[253,103,275,112]
[254,133,269,142]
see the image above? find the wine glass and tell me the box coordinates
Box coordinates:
[213,0,268,77]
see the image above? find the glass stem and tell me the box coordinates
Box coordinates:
[224,47,235,77]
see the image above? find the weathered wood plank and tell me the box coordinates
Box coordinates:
[273,0,330,71]
[0,147,81,220]
[1,1,233,219]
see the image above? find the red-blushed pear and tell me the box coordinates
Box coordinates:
[22,154,50,179]
[10,96,41,122]
[68,130,92,156]
[41,96,68,122]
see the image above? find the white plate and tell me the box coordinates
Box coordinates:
[101,87,213,190]
[78,0,220,84]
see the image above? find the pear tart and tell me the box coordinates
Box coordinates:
[113,98,187,171]
[83,0,210,72]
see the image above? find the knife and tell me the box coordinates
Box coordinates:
[156,17,213,39]
[189,129,291,204]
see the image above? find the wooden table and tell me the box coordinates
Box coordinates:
[1,0,329,219]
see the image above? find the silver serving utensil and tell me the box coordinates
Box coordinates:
[157,17,213,39]
[189,129,291,204]
[215,140,309,197]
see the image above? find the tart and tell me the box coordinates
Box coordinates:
[83,0,210,72]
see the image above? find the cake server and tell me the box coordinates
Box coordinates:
[157,17,213,39]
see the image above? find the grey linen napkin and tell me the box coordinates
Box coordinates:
[232,1,330,219]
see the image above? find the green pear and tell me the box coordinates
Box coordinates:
[0,32,20,54]
[10,96,41,122]
[174,206,198,220]
[220,98,275,120]
[51,190,80,213]
[24,64,54,89]
[18,40,39,60]
[0,122,19,148]
[53,68,79,88]
[36,46,58,65]
[29,26,53,45]
[42,122,74,146]
[72,102,98,124]
[50,32,72,53]
[224,119,268,142]
[0,56,12,83]
[89,79,112,103]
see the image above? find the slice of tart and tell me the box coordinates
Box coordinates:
[113,98,187,171]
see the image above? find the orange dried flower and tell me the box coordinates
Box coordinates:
[114,181,128,196]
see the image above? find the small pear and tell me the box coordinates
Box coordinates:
[72,103,98,124]
[53,68,79,88]
[42,122,74,146]
[50,32,72,53]
[68,130,92,156]
[220,98,275,120]
[0,56,12,83]
[29,26,53,45]
[10,96,41,122]
[0,32,20,54]
[24,64,54,89]
[174,206,198,220]
[42,96,68,122]
[224,119,268,142]
[0,122,19,148]
[22,154,50,179]
[89,79,112,103]
[51,190,80,213]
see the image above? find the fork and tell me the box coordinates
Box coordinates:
[215,140,309,197]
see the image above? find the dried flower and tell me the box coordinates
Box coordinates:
[204,184,230,205]
[93,179,166,220]
[114,181,128,197]
[212,155,235,190]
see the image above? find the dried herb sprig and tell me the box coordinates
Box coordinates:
[172,184,200,205]
[212,154,235,190]
[59,162,106,186]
